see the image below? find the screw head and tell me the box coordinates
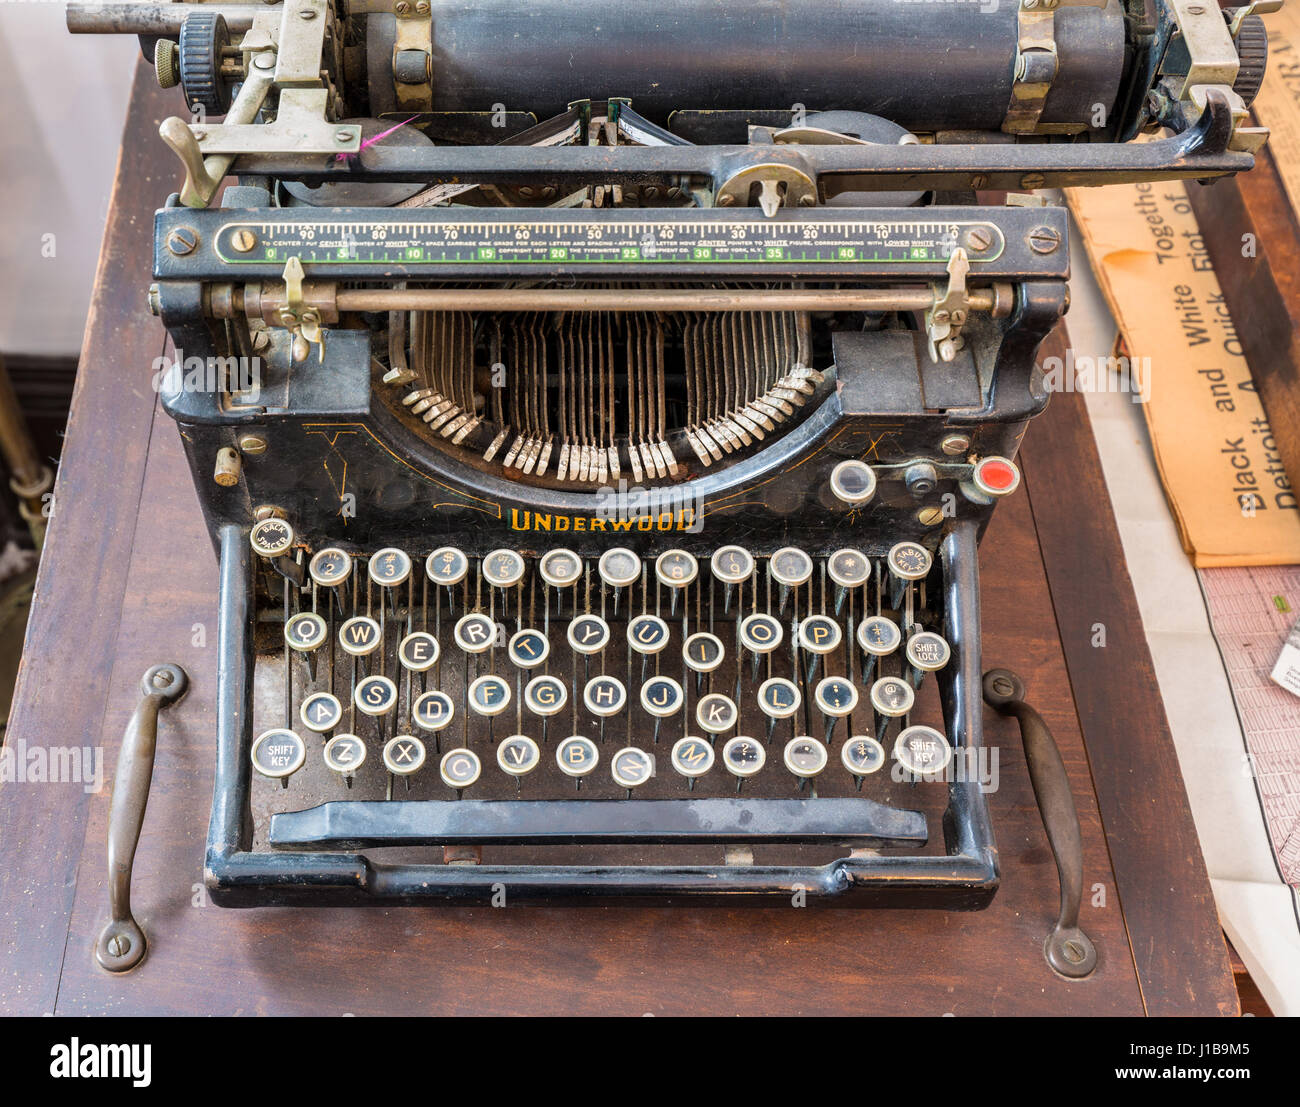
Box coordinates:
[166,227,198,256]
[1020,173,1046,191]
[299,6,316,16]
[717,193,736,207]
[970,174,988,190]
[1028,225,1061,254]
[395,0,410,12]
[965,227,992,252]
[253,52,276,70]
[106,934,130,958]
[941,433,971,456]
[415,0,430,11]
[991,675,1015,697]
[239,435,268,456]
[230,228,257,253]
[917,506,944,527]
[335,129,356,144]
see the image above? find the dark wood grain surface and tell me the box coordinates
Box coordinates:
[0,62,1235,1016]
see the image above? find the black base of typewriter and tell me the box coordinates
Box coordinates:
[205,519,998,908]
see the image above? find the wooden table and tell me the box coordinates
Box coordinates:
[0,65,1238,1016]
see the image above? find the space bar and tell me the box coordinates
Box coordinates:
[269,798,928,848]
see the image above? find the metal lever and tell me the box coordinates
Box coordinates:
[982,667,1097,979]
[95,663,189,973]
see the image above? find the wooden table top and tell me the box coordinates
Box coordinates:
[0,64,1238,1016]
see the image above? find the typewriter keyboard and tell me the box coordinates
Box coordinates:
[247,530,959,856]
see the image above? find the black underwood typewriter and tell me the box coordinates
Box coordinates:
[70,0,1271,966]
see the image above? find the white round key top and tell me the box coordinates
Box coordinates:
[497,735,542,778]
[398,631,440,672]
[696,693,738,735]
[252,728,306,780]
[568,614,611,655]
[250,518,294,558]
[323,733,367,775]
[508,628,550,669]
[285,611,327,652]
[440,747,481,789]
[454,612,498,654]
[483,548,526,589]
[842,734,887,776]
[682,632,725,674]
[300,691,343,734]
[711,545,754,585]
[354,675,398,716]
[671,736,715,779]
[412,690,455,732]
[468,674,511,717]
[828,548,871,589]
[611,746,654,789]
[829,459,877,506]
[640,676,684,718]
[556,736,599,778]
[857,615,902,657]
[758,677,802,719]
[309,547,351,587]
[887,540,932,582]
[539,548,583,588]
[524,674,568,717]
[798,615,842,656]
[584,675,627,717]
[338,615,382,657]
[770,547,813,588]
[740,614,783,655]
[598,547,641,589]
[784,736,828,779]
[627,614,670,655]
[426,546,469,587]
[894,724,953,775]
[655,549,698,589]
[384,734,427,776]
[870,676,915,718]
[906,631,951,673]
[722,736,765,779]
[815,676,859,718]
[368,547,412,587]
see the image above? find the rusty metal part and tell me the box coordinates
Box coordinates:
[331,286,1009,314]
[214,446,242,486]
[95,663,189,973]
[983,667,1098,979]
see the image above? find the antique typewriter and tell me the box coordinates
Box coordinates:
[70,0,1272,971]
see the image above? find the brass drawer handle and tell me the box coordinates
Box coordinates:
[983,667,1098,979]
[94,664,188,973]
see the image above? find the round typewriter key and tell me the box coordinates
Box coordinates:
[368,547,412,588]
[627,614,670,655]
[842,734,887,776]
[300,691,343,734]
[758,677,802,719]
[887,540,932,582]
[828,548,871,589]
[454,612,498,654]
[251,728,306,780]
[857,615,902,657]
[671,736,715,779]
[641,675,684,718]
[524,674,568,717]
[894,724,953,775]
[497,735,541,778]
[354,675,398,717]
[412,690,455,732]
[324,733,367,775]
[483,548,526,589]
[711,545,754,585]
[309,546,351,587]
[383,734,426,775]
[972,455,1021,498]
[284,611,327,652]
[871,676,915,718]
[906,631,951,673]
[584,675,627,717]
[829,459,877,507]
[508,628,550,669]
[722,736,765,779]
[567,614,610,655]
[598,547,641,589]
[426,546,469,587]
[398,631,440,672]
[815,676,859,717]
[655,548,698,589]
[784,736,829,779]
[696,693,738,735]
[739,614,783,654]
[468,674,511,717]
[611,746,655,789]
[798,615,842,656]
[556,736,600,778]
[682,632,725,674]
[440,747,482,789]
[250,517,294,558]
[539,548,583,588]
[769,546,813,588]
[338,615,382,657]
